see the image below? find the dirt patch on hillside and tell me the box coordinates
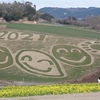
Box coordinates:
[69,70,100,83]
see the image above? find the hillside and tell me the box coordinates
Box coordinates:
[39,7,100,19]
[0,23,100,86]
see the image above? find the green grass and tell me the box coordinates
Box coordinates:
[91,44,100,50]
[0,83,100,98]
[6,23,100,39]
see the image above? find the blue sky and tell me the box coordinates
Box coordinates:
[0,0,100,10]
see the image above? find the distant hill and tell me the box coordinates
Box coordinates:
[39,7,100,19]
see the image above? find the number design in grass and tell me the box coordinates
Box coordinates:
[52,45,94,66]
[0,46,13,69]
[16,50,67,78]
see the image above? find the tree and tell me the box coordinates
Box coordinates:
[40,13,54,21]
[68,16,77,21]
[24,1,36,16]
[10,2,25,21]
[0,1,36,22]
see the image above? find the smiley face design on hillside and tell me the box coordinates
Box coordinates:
[52,45,94,66]
[16,50,67,78]
[0,46,13,69]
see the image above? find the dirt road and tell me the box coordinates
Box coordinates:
[0,92,100,100]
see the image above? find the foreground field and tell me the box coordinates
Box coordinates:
[0,23,100,85]
[0,83,100,98]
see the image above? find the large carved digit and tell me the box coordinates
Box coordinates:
[0,32,7,39]
[7,32,18,40]
[21,33,33,40]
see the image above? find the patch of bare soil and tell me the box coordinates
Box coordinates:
[70,70,100,83]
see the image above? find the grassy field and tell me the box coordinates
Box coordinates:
[6,23,100,39]
[0,23,100,84]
